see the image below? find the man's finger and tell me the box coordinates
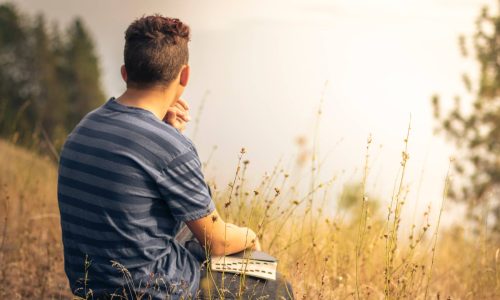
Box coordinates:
[164,110,187,131]
[176,117,186,131]
[164,110,177,124]
[172,106,191,122]
[176,98,189,111]
[169,107,185,118]
[174,103,186,114]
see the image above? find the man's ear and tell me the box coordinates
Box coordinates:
[179,65,190,87]
[120,65,128,82]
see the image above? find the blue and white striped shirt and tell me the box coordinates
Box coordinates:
[57,97,215,299]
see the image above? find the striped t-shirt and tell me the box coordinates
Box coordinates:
[57,97,215,299]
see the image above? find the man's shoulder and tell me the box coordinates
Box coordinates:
[68,103,196,165]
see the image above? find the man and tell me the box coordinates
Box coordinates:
[57,15,293,299]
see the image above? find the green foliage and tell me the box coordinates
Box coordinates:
[338,182,380,221]
[0,3,104,156]
[432,4,500,234]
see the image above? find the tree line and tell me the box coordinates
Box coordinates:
[0,2,498,234]
[0,3,104,158]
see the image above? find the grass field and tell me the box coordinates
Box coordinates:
[0,138,499,299]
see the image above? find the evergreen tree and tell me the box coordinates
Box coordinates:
[31,14,69,151]
[432,3,500,234]
[64,18,105,131]
[0,4,105,156]
[0,3,33,144]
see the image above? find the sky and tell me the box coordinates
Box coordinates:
[7,0,495,225]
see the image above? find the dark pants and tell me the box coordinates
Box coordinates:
[198,265,294,299]
[182,233,295,299]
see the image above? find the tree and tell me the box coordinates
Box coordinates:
[338,182,381,223]
[0,4,105,156]
[0,3,33,144]
[432,3,500,235]
[31,14,70,151]
[64,18,105,132]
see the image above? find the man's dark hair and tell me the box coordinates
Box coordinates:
[124,15,190,88]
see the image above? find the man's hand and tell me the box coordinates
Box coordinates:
[228,224,261,251]
[163,98,190,132]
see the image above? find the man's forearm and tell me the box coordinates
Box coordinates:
[185,210,260,256]
[211,224,257,255]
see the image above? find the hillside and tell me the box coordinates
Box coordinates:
[0,140,499,299]
[0,140,70,299]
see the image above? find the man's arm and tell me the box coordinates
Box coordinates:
[163,99,261,255]
[186,209,261,256]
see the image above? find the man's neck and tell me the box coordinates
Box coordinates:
[116,86,177,120]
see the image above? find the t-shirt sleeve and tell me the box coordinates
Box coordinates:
[156,148,216,222]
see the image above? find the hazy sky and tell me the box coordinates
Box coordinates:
[8,0,494,224]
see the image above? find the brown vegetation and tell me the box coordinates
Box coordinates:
[1,138,499,299]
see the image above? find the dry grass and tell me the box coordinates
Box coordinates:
[0,139,70,299]
[0,137,499,299]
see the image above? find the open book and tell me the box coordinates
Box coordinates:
[210,250,278,281]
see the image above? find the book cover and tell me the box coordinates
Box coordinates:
[229,250,278,262]
[210,250,278,281]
